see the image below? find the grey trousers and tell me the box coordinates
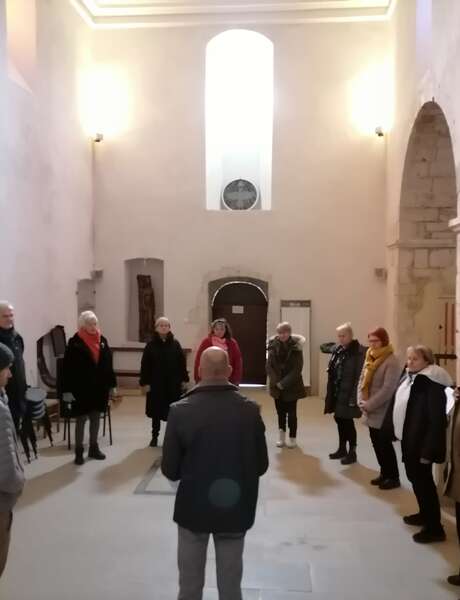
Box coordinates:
[75,411,100,448]
[0,511,12,579]
[177,526,245,600]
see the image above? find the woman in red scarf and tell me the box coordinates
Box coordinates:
[194,319,243,385]
[62,311,117,465]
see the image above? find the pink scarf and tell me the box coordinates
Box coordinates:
[211,336,228,351]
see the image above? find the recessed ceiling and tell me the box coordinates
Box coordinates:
[70,0,395,28]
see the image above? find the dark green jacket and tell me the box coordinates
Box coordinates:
[266,335,307,402]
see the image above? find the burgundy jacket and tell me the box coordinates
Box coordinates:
[194,336,243,385]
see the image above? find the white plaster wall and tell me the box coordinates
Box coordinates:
[91,23,388,391]
[0,0,93,381]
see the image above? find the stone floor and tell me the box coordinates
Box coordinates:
[1,389,459,600]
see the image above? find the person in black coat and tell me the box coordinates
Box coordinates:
[62,311,117,465]
[266,322,306,449]
[386,345,451,544]
[140,317,189,447]
[324,322,365,465]
[162,347,268,600]
[0,303,27,432]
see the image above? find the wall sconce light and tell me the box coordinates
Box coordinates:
[375,126,385,137]
[93,133,104,143]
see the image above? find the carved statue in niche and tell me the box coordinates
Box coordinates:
[137,275,156,342]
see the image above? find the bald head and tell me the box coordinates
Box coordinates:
[199,347,233,382]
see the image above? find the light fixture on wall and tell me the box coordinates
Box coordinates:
[93,133,104,143]
[375,126,385,137]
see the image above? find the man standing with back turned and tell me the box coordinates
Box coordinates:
[162,346,269,600]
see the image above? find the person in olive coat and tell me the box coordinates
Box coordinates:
[266,322,306,449]
[62,311,117,465]
[140,317,189,447]
[325,322,365,465]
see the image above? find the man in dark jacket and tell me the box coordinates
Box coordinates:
[162,347,269,600]
[0,303,27,432]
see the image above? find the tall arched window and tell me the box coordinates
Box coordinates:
[205,30,274,210]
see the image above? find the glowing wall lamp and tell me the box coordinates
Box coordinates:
[348,60,393,137]
[79,64,132,141]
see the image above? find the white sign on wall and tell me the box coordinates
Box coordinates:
[280,300,311,388]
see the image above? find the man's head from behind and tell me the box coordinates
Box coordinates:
[199,347,233,382]
[0,342,14,389]
[0,302,14,330]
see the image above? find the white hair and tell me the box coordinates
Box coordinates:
[336,322,353,336]
[78,310,98,328]
[155,316,171,327]
[0,301,13,314]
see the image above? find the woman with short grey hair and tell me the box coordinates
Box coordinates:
[62,311,117,465]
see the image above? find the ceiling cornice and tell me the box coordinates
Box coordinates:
[70,0,395,28]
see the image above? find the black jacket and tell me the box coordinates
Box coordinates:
[161,383,269,533]
[62,333,116,416]
[266,335,307,403]
[383,374,447,464]
[324,340,365,419]
[0,328,27,424]
[140,332,189,421]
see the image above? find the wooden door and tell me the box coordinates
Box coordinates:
[212,283,268,384]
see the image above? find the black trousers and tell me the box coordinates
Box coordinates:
[369,427,399,480]
[405,460,442,532]
[334,416,356,448]
[151,415,162,439]
[75,411,100,448]
[275,398,297,437]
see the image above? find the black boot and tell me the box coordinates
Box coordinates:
[379,478,401,490]
[74,446,85,465]
[412,527,446,544]
[329,445,347,460]
[371,474,384,486]
[88,444,106,460]
[447,570,460,586]
[341,447,357,465]
[149,437,158,448]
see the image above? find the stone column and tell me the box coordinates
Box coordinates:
[449,216,460,382]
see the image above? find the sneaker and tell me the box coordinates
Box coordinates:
[379,478,401,490]
[403,513,424,526]
[276,430,286,448]
[286,437,297,449]
[341,449,357,465]
[413,528,446,544]
[371,475,384,486]
[329,447,347,460]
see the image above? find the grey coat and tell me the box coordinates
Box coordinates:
[0,392,25,512]
[357,354,402,429]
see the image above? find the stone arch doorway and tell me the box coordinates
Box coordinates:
[396,101,457,371]
[211,279,268,384]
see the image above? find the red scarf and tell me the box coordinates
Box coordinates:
[78,328,101,363]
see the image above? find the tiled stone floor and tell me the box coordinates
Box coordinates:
[1,389,459,599]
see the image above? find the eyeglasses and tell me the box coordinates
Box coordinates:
[368,339,381,343]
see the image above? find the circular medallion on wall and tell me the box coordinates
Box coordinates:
[222,179,259,211]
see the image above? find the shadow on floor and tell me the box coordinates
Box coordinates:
[17,462,80,509]
[274,448,339,495]
[341,461,460,574]
[96,447,159,493]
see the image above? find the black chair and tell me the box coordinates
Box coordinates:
[62,404,113,450]
[20,388,53,462]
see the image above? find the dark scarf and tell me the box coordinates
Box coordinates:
[328,340,359,400]
[0,327,22,362]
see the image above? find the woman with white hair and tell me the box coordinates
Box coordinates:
[62,311,117,465]
[324,322,365,465]
[140,317,189,447]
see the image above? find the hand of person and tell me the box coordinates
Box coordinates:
[276,382,283,390]
[141,385,151,394]
[181,382,188,393]
[62,392,76,404]
[420,458,431,465]
[109,387,118,399]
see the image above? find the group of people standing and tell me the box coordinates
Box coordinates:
[323,320,460,588]
[4,297,460,595]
